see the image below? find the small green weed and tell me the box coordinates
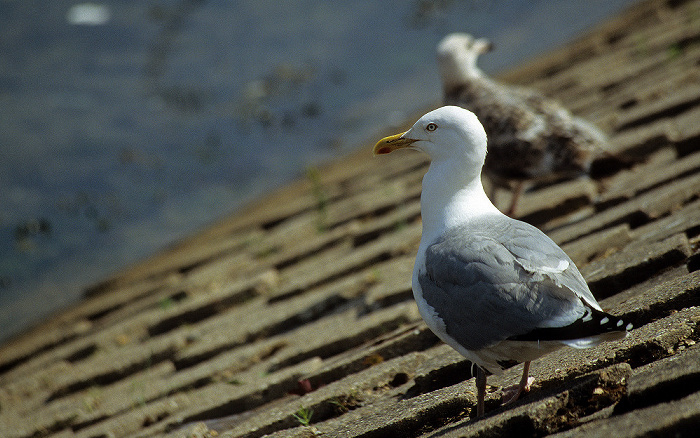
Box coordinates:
[158,297,174,310]
[292,405,313,426]
[306,167,328,232]
[667,43,683,60]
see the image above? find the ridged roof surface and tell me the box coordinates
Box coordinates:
[2,0,700,436]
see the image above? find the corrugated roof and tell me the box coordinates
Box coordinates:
[2,0,700,436]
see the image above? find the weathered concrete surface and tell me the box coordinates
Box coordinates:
[2,0,700,436]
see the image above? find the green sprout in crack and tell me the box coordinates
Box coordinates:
[329,391,363,414]
[329,397,350,414]
[131,381,147,408]
[393,218,408,232]
[255,244,280,259]
[365,268,382,284]
[667,43,683,60]
[306,167,328,233]
[159,297,174,310]
[292,405,313,427]
[82,386,103,413]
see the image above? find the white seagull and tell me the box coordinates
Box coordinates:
[374,106,631,417]
[436,33,609,215]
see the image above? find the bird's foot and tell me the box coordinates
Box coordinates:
[501,377,535,405]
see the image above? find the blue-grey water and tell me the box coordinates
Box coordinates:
[0,0,639,342]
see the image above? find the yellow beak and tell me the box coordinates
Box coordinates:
[373,131,418,155]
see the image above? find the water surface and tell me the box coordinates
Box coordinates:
[0,0,639,341]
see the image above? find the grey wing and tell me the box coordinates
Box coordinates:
[502,219,599,309]
[418,218,594,352]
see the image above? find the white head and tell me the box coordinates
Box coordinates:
[374,106,488,177]
[436,33,493,89]
[375,106,499,236]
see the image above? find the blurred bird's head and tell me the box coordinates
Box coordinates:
[437,33,493,89]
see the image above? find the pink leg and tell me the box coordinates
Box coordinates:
[502,361,534,405]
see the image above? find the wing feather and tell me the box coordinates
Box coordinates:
[418,216,595,352]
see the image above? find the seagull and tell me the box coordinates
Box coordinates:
[373,106,631,417]
[436,33,609,215]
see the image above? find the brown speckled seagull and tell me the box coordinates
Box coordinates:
[437,33,609,216]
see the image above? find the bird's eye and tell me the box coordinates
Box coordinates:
[426,123,438,132]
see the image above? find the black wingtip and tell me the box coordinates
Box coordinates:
[508,305,631,343]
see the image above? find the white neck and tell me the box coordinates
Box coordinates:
[418,159,500,249]
[462,54,484,78]
[439,54,485,91]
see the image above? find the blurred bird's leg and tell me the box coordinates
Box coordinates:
[506,181,525,217]
[476,365,487,417]
[502,361,534,405]
[487,179,498,206]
